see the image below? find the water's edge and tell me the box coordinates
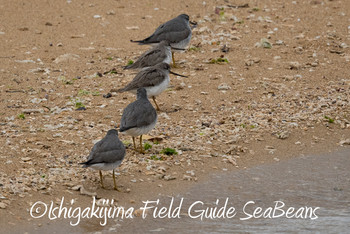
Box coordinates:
[118,148,350,233]
[7,148,350,233]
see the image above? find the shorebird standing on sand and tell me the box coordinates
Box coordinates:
[117,63,187,111]
[131,14,196,67]
[119,88,157,154]
[80,129,125,191]
[123,40,172,70]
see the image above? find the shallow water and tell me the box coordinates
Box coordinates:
[117,148,350,233]
[10,148,350,233]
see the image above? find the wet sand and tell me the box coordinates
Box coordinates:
[116,148,350,233]
[121,149,350,233]
[9,147,350,233]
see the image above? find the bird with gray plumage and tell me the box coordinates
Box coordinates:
[131,14,195,67]
[117,63,187,111]
[120,88,157,154]
[80,129,125,190]
[123,40,172,70]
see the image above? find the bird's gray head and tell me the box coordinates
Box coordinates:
[107,129,118,135]
[179,14,190,21]
[136,87,148,99]
[156,62,171,71]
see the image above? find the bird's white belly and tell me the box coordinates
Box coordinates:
[122,117,157,137]
[145,76,170,97]
[163,48,172,64]
[89,160,122,171]
[171,32,192,50]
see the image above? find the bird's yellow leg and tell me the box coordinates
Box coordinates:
[113,169,120,191]
[99,170,105,189]
[132,136,136,151]
[171,52,177,68]
[140,135,145,154]
[152,96,160,111]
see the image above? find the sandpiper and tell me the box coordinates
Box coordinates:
[124,40,172,70]
[117,63,187,111]
[80,129,126,190]
[119,88,157,154]
[131,14,195,67]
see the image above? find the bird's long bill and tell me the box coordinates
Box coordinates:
[170,71,188,78]
[170,46,186,51]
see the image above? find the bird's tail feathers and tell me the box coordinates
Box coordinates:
[119,125,137,132]
[130,39,146,45]
[116,88,125,93]
[80,161,89,168]
[123,65,133,70]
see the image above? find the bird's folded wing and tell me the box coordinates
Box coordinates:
[86,148,125,164]
[120,69,164,91]
[137,104,157,127]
